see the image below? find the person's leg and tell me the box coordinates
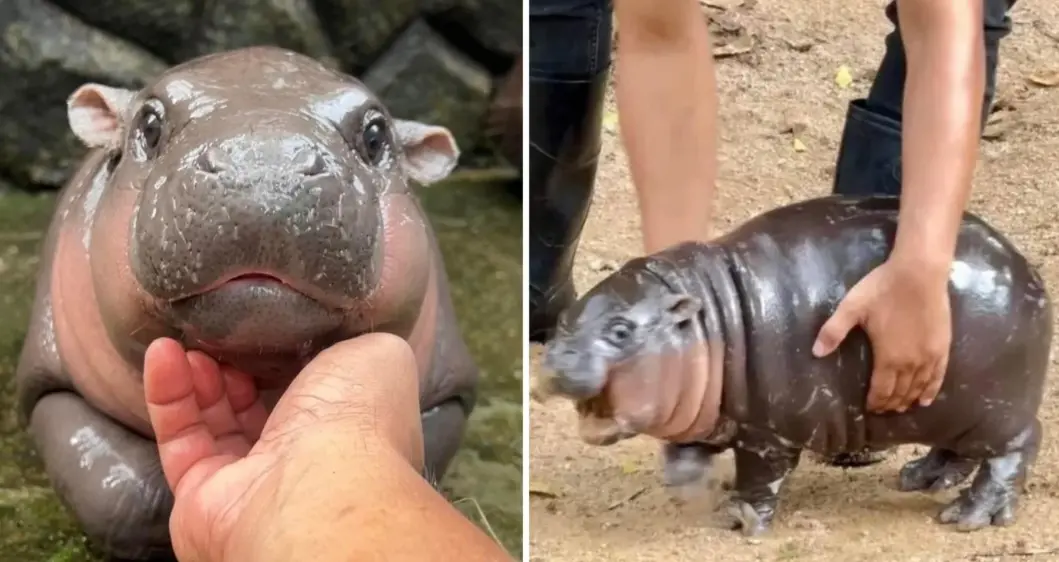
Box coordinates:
[832,0,1015,198]
[826,0,1016,468]
[528,0,613,343]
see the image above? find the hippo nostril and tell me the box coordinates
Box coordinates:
[198,147,233,174]
[292,148,326,177]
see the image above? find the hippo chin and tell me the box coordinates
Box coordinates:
[16,46,478,561]
[543,195,1053,536]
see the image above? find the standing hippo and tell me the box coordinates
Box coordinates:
[542,195,1053,536]
[15,46,478,561]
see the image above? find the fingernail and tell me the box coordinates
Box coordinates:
[811,341,826,357]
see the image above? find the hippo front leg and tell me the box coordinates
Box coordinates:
[722,441,802,537]
[937,420,1042,532]
[661,442,729,491]
[28,392,175,562]
[420,400,469,485]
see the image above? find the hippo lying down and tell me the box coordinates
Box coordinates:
[15,46,478,560]
[542,196,1053,536]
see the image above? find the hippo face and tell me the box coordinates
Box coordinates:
[543,266,704,400]
[64,46,459,369]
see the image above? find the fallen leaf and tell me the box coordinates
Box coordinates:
[1027,70,1059,87]
[982,109,1017,140]
[529,481,559,499]
[700,0,743,9]
[713,33,755,58]
[792,138,807,152]
[602,110,619,132]
[783,36,815,52]
[835,65,853,89]
[620,461,640,475]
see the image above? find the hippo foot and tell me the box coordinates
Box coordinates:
[721,498,774,537]
[898,448,978,493]
[937,423,1040,532]
[662,442,725,488]
[938,485,1018,532]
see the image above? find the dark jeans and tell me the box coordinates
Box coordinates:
[528,0,1016,196]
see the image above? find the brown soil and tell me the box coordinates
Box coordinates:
[528,1,1059,561]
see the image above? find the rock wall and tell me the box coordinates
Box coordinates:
[0,0,521,190]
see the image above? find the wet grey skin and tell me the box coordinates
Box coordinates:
[544,195,1053,536]
[15,46,478,561]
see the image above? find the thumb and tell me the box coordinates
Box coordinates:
[258,332,425,468]
[812,293,864,358]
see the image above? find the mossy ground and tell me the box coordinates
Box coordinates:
[0,180,523,560]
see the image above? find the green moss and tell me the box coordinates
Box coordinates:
[0,181,523,559]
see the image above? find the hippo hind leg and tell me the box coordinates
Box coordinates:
[897,447,978,493]
[28,392,175,561]
[937,419,1042,532]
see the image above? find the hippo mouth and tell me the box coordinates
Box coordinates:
[166,270,347,355]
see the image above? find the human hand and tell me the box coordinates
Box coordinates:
[144,333,425,562]
[811,257,953,413]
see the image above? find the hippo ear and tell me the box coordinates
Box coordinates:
[661,293,702,325]
[393,119,461,185]
[67,84,136,150]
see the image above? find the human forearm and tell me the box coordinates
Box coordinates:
[614,0,719,254]
[253,436,511,562]
[891,0,985,277]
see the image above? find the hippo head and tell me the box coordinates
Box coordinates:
[65,46,458,377]
[542,263,704,400]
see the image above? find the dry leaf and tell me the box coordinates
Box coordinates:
[792,138,807,152]
[982,109,1017,140]
[835,65,853,89]
[621,461,640,475]
[784,36,815,52]
[529,482,559,499]
[1027,70,1059,87]
[714,33,755,58]
[700,0,743,9]
[602,110,619,132]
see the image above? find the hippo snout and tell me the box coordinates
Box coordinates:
[196,140,327,178]
[543,342,607,399]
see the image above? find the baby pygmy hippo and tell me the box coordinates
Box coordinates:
[543,195,1053,536]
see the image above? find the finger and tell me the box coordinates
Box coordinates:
[885,368,917,412]
[186,352,241,435]
[261,333,424,466]
[143,338,225,492]
[899,362,937,412]
[866,366,899,413]
[222,366,269,443]
[812,296,863,358]
[919,355,949,407]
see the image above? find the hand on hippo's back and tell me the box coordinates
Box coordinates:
[812,254,953,413]
[142,334,509,562]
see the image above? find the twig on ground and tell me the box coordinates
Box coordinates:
[971,547,1059,559]
[607,487,647,511]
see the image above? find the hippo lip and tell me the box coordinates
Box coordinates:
[171,270,344,309]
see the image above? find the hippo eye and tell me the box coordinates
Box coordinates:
[360,115,389,165]
[604,319,635,347]
[132,99,167,160]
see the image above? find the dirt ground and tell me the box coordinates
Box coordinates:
[528,1,1059,561]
